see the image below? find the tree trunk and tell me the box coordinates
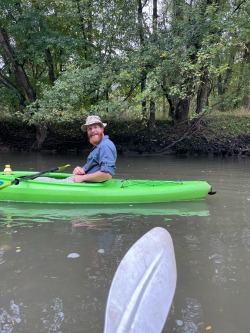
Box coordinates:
[138,0,145,44]
[138,0,147,124]
[147,0,158,132]
[45,48,56,84]
[0,28,36,102]
[141,79,147,121]
[75,0,93,61]
[217,74,224,95]
[196,68,210,114]
[239,41,250,107]
[175,98,190,124]
[149,99,156,133]
[217,52,235,110]
[0,28,47,149]
[162,95,167,117]
[33,124,48,151]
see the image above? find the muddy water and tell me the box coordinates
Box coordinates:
[0,152,249,333]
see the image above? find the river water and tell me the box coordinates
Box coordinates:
[0,152,249,333]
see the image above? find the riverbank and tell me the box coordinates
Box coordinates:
[1,111,250,157]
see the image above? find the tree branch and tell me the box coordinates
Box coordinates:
[233,0,246,13]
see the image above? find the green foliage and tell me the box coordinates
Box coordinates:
[0,0,249,131]
[23,66,101,125]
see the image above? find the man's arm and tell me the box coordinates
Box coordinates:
[74,171,112,183]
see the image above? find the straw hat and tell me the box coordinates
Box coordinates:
[81,115,107,131]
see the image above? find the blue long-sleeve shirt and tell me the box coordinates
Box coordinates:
[83,135,117,176]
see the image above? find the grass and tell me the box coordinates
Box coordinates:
[203,108,250,138]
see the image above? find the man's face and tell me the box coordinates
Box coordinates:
[87,124,104,146]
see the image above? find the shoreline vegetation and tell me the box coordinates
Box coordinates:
[0,1,249,160]
[1,110,250,157]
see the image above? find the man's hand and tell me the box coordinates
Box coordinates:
[73,171,112,183]
[73,166,85,175]
[74,175,86,183]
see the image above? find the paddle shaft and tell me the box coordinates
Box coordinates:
[14,165,70,183]
[0,164,70,190]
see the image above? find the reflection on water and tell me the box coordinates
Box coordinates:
[41,298,64,332]
[209,233,232,285]
[175,298,204,333]
[0,201,209,229]
[207,226,250,288]
[0,300,21,333]
[241,227,250,251]
[0,298,64,333]
[70,219,112,230]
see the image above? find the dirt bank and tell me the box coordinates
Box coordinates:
[1,120,250,157]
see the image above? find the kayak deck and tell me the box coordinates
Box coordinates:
[0,172,212,204]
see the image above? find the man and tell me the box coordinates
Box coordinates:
[36,115,117,183]
[73,115,117,182]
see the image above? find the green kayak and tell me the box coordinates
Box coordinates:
[0,171,213,204]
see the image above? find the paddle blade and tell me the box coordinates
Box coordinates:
[104,227,177,333]
[56,164,71,172]
[0,181,12,190]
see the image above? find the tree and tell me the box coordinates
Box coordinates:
[0,0,96,148]
[0,0,249,150]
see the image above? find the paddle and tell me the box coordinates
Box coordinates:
[104,227,177,333]
[0,164,71,190]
